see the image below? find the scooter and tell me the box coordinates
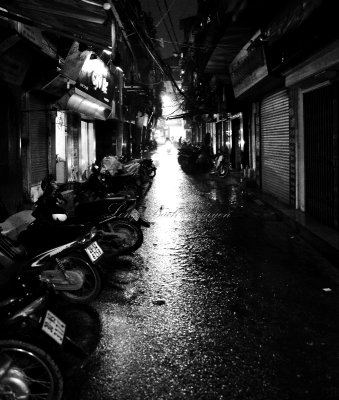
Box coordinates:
[32,175,147,256]
[139,158,157,179]
[178,144,213,174]
[213,151,232,177]
[0,222,103,304]
[98,156,144,198]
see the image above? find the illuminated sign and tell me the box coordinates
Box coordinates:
[76,56,113,106]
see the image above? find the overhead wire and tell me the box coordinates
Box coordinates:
[149,37,242,52]
[154,0,177,27]
[155,0,179,54]
[113,0,199,114]
[163,0,180,52]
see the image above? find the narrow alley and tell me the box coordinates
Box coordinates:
[64,145,339,400]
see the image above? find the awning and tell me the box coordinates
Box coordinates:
[166,112,192,120]
[56,87,112,120]
[0,0,112,49]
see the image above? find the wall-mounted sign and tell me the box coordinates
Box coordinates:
[229,30,268,99]
[76,55,114,106]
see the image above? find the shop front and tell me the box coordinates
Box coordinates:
[285,40,339,229]
[41,46,116,186]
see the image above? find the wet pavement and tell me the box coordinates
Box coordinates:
[64,144,339,400]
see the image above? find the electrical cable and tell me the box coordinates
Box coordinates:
[113,1,199,114]
[154,0,177,27]
[155,0,179,54]
[163,0,180,52]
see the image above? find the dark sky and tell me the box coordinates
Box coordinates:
[142,0,197,59]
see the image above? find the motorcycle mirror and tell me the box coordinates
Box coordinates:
[52,213,67,222]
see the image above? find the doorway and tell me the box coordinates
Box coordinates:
[303,83,338,228]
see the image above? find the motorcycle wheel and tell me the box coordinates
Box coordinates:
[148,167,156,178]
[51,304,102,372]
[0,339,63,400]
[218,164,229,177]
[99,219,143,255]
[58,254,102,304]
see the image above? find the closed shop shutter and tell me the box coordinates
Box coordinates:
[29,93,49,185]
[260,90,290,203]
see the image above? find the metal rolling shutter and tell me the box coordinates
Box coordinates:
[29,93,49,185]
[260,90,290,203]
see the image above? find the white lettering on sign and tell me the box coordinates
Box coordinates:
[91,71,108,94]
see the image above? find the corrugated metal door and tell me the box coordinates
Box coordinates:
[260,90,290,203]
[29,93,49,185]
[303,84,337,228]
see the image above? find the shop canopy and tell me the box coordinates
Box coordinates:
[0,0,112,50]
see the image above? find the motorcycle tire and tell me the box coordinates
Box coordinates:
[99,218,143,256]
[50,304,102,373]
[181,161,194,174]
[57,253,102,304]
[218,164,229,177]
[147,167,156,178]
[0,339,63,400]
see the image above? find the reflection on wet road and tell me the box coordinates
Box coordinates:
[65,145,339,400]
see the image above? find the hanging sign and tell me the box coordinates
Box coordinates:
[76,55,114,106]
[230,30,268,99]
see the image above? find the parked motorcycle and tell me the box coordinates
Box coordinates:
[178,144,213,174]
[149,139,158,151]
[0,339,63,400]
[1,223,103,304]
[139,158,157,178]
[99,156,144,197]
[118,155,156,180]
[26,175,145,257]
[0,269,101,399]
[211,151,232,177]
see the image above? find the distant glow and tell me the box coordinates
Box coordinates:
[167,126,185,141]
[162,95,171,106]
[239,138,245,150]
[154,149,182,211]
[103,49,112,55]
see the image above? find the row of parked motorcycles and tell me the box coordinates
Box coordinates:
[177,143,232,176]
[0,155,156,399]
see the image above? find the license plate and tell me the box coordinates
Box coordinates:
[130,208,140,221]
[85,241,104,262]
[42,310,66,345]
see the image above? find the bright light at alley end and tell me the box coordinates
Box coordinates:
[162,94,171,108]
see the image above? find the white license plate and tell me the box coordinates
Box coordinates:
[42,310,66,345]
[130,209,140,221]
[85,241,104,262]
